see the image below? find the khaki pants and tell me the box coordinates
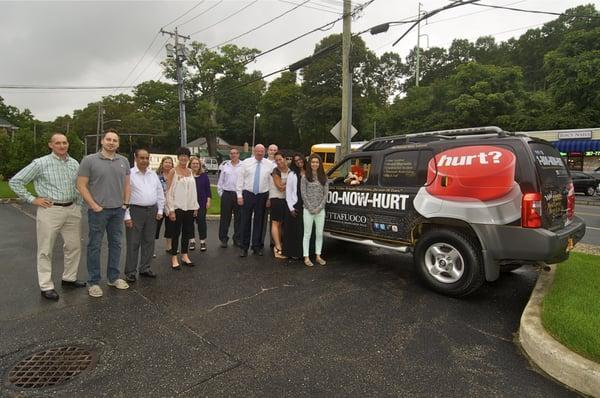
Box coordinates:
[36,205,82,291]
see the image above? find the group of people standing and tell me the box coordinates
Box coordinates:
[226,144,329,267]
[9,129,330,301]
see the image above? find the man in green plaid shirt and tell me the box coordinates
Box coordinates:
[9,133,86,300]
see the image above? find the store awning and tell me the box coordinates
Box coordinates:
[553,139,600,153]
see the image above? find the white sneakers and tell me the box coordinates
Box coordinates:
[107,279,130,290]
[88,279,129,298]
[88,285,103,297]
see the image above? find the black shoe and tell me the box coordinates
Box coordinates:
[240,249,248,257]
[139,270,157,278]
[189,241,196,251]
[220,240,228,248]
[253,248,264,256]
[41,289,59,300]
[182,261,195,267]
[200,242,207,251]
[61,280,86,288]
[125,274,137,283]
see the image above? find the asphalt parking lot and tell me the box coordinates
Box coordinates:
[0,203,580,397]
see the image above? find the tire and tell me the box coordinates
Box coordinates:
[414,228,485,297]
[586,186,596,196]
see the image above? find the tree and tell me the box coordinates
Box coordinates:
[164,42,264,155]
[258,71,302,148]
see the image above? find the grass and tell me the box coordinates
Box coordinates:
[0,181,36,198]
[208,185,220,215]
[542,252,600,363]
[1,180,221,214]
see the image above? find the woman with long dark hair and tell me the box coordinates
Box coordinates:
[155,156,174,254]
[165,147,199,269]
[269,152,289,259]
[300,154,329,267]
[282,153,305,259]
[189,157,211,252]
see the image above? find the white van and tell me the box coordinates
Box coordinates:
[201,157,219,174]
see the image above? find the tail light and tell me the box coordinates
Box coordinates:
[522,193,542,228]
[566,181,575,220]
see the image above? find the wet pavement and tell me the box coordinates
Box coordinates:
[0,203,580,397]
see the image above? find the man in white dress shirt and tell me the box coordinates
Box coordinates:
[236,144,275,257]
[217,148,242,248]
[124,149,165,282]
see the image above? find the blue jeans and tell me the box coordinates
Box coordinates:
[87,207,124,284]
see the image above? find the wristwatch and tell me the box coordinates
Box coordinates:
[122,203,130,209]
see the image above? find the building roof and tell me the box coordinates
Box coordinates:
[0,117,16,129]
[186,136,230,147]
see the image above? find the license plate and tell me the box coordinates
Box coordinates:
[566,238,574,251]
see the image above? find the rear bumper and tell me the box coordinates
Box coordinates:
[472,216,586,264]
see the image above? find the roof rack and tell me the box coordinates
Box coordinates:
[360,126,512,151]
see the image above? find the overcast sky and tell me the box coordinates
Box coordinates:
[0,0,595,121]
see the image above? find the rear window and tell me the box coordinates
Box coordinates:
[530,142,570,189]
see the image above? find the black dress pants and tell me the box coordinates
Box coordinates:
[240,190,268,250]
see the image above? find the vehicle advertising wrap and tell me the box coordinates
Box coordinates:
[325,185,423,242]
[415,145,522,225]
[325,145,523,244]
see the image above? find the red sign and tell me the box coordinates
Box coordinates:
[426,145,516,201]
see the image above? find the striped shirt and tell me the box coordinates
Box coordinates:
[9,153,80,204]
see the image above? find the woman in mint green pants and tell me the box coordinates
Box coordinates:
[300,154,329,267]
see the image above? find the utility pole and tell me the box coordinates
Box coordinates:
[340,0,352,158]
[161,27,190,147]
[415,2,423,87]
[95,103,103,152]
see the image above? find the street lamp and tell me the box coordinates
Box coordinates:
[252,113,261,149]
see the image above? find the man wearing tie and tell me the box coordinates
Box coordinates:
[236,144,274,257]
[124,149,165,282]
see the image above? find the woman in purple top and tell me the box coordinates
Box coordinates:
[189,157,212,251]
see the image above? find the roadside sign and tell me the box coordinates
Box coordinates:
[330,120,358,142]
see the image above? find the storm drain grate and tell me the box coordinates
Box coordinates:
[7,346,96,389]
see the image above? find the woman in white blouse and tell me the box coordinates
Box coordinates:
[166,147,199,270]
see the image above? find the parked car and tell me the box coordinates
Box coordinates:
[200,157,219,174]
[588,166,600,179]
[570,171,600,196]
[324,126,586,297]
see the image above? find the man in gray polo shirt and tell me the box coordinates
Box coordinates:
[77,129,131,298]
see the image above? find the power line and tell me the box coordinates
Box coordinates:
[177,0,224,28]
[0,85,136,90]
[242,0,375,65]
[128,38,170,88]
[161,0,207,28]
[189,1,260,36]
[427,0,526,25]
[208,0,312,50]
[113,31,162,94]
[278,0,341,15]
[392,0,481,46]
[468,2,600,19]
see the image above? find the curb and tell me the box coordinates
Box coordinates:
[576,197,600,206]
[519,265,600,398]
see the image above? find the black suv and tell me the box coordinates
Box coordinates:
[324,126,586,296]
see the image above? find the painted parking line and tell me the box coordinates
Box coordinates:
[576,212,600,217]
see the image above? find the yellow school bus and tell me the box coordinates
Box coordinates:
[311,142,367,171]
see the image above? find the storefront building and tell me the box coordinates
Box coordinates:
[519,128,600,172]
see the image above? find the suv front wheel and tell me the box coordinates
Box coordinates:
[414,228,485,297]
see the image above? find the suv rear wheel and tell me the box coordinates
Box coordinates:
[414,228,485,297]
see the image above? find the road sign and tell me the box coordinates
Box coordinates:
[330,120,358,142]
